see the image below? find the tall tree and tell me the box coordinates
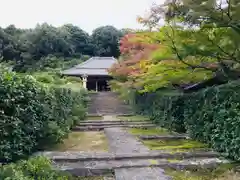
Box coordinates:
[62,24,93,56]
[91,26,123,57]
[0,27,21,61]
[138,0,240,80]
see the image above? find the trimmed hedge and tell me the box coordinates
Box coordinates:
[0,156,72,180]
[133,81,240,161]
[0,72,88,162]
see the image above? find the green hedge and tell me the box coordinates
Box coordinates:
[133,81,240,161]
[0,72,88,162]
[0,156,72,180]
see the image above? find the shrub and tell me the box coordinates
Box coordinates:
[0,156,71,180]
[33,71,82,87]
[34,72,55,84]
[134,91,186,133]
[0,72,88,162]
[183,81,240,160]
[133,81,240,160]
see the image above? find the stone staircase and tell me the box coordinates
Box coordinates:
[72,120,155,131]
[87,92,133,116]
[37,116,234,180]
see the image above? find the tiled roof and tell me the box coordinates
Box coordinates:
[62,57,117,76]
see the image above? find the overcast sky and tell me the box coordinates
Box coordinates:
[0,0,163,33]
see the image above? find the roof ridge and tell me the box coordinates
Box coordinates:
[92,56,116,60]
[74,57,95,68]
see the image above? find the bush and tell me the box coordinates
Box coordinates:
[33,71,82,87]
[0,156,71,180]
[183,81,240,160]
[133,81,240,161]
[133,91,186,133]
[0,72,88,162]
[13,55,87,73]
[34,72,55,84]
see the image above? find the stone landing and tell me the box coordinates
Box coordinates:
[104,127,171,180]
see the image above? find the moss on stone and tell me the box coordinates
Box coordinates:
[130,127,172,136]
[117,115,149,121]
[166,163,240,180]
[142,139,208,151]
[86,116,103,120]
[149,159,159,165]
[167,159,181,163]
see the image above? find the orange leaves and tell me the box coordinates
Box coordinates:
[112,32,160,76]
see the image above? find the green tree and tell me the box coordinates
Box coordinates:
[62,24,94,56]
[91,25,123,57]
[24,23,73,59]
[0,28,21,61]
[140,0,240,81]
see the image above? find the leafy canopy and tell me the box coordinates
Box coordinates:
[110,0,240,92]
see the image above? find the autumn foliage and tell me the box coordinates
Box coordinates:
[109,33,159,79]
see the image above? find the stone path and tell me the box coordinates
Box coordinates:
[87,92,133,115]
[115,167,169,180]
[72,124,155,131]
[38,115,232,179]
[104,127,171,180]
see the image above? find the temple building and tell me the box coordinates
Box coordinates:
[62,57,117,91]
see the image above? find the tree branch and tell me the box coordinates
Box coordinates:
[165,25,217,72]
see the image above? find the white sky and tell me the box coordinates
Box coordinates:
[0,0,164,33]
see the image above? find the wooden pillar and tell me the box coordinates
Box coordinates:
[82,75,88,90]
[95,81,98,92]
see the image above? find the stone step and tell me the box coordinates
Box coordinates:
[38,151,220,162]
[87,92,133,115]
[87,113,134,117]
[115,167,169,180]
[78,121,151,126]
[104,127,170,179]
[103,176,115,180]
[53,158,230,177]
[80,120,146,123]
[72,124,155,131]
[138,135,189,140]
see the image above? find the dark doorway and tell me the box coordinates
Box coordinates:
[87,76,112,92]
[87,80,97,91]
[98,80,110,91]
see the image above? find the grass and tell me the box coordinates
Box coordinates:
[47,132,108,152]
[129,127,172,136]
[117,115,149,121]
[86,116,103,120]
[142,139,208,152]
[166,163,240,180]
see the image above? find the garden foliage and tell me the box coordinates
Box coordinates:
[0,156,72,180]
[133,81,240,160]
[0,72,88,162]
[109,0,240,161]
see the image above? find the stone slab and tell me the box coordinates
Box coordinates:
[115,167,170,180]
[104,127,171,180]
[87,114,134,117]
[72,124,155,131]
[53,158,230,176]
[78,122,151,126]
[104,128,150,153]
[79,120,149,124]
[104,176,115,180]
[37,151,219,162]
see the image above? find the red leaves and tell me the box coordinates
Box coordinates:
[109,33,160,78]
